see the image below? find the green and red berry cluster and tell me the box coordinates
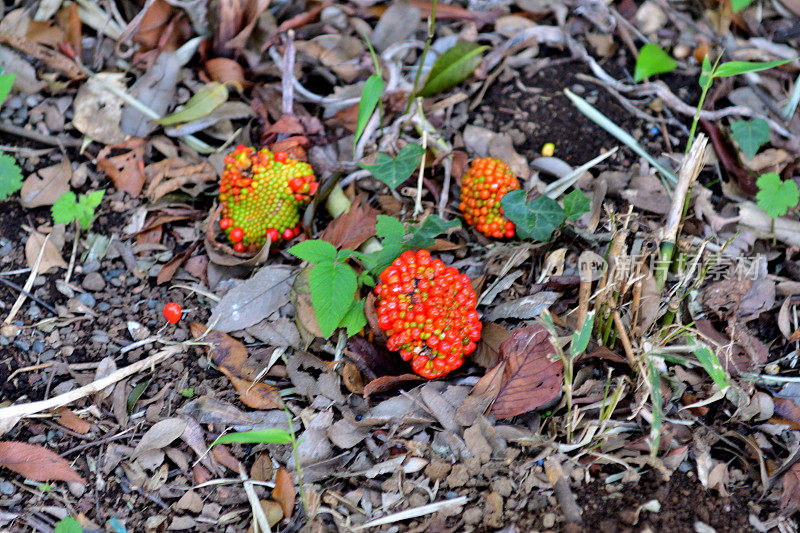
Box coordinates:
[459,157,520,239]
[218,145,318,253]
[374,250,481,379]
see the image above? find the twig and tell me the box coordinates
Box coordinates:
[612,310,638,371]
[281,31,296,118]
[437,155,452,219]
[3,234,48,326]
[414,127,428,217]
[352,496,468,530]
[0,122,83,148]
[240,465,272,533]
[544,458,583,524]
[0,345,183,435]
[0,277,58,316]
[64,224,80,285]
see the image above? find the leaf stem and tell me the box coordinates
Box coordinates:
[405,0,438,113]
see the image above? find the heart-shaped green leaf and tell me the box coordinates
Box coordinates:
[359,143,425,190]
[501,190,566,242]
[156,82,229,126]
[634,43,677,83]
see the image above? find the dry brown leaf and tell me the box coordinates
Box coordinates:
[54,407,91,434]
[216,0,270,54]
[56,3,81,56]
[319,197,379,250]
[272,467,295,520]
[362,374,424,399]
[0,33,83,79]
[189,323,248,376]
[0,441,84,483]
[212,444,243,472]
[97,139,147,196]
[20,159,71,208]
[269,136,309,161]
[157,241,200,284]
[781,463,800,514]
[223,372,282,410]
[342,362,364,394]
[133,0,190,51]
[144,158,216,201]
[473,322,513,368]
[205,57,245,85]
[25,231,66,274]
[771,397,800,429]
[131,418,187,460]
[250,451,273,482]
[491,324,563,419]
[25,21,64,47]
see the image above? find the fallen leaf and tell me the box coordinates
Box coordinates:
[345,335,405,379]
[272,467,295,520]
[25,231,66,273]
[319,197,379,250]
[246,318,301,348]
[0,44,46,93]
[491,324,563,419]
[782,463,800,514]
[19,159,72,209]
[485,292,560,321]
[205,57,245,85]
[54,407,91,434]
[250,451,273,481]
[131,418,188,460]
[258,500,284,527]
[208,265,295,332]
[223,372,282,410]
[97,139,147,196]
[363,374,424,399]
[473,322,513,368]
[212,444,243,472]
[144,158,216,202]
[71,73,127,144]
[0,33,83,80]
[157,241,200,284]
[120,51,182,138]
[0,441,84,483]
[189,323,248,376]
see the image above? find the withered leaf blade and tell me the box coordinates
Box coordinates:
[319,197,379,250]
[272,467,295,520]
[491,324,563,419]
[208,265,295,332]
[0,441,85,484]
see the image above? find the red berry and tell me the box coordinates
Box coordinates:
[163,302,182,324]
[219,217,233,229]
[274,151,287,163]
[229,227,244,243]
[373,250,481,379]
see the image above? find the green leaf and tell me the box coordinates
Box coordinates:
[127,378,152,414]
[405,214,461,248]
[375,215,405,242]
[360,143,425,190]
[211,429,294,446]
[699,54,713,88]
[155,82,229,126]
[0,153,23,201]
[355,75,383,148]
[756,172,799,218]
[693,344,729,390]
[84,189,105,209]
[55,517,83,533]
[570,311,595,358]
[309,261,358,338]
[0,73,16,106]
[646,359,663,456]
[341,298,367,337]
[731,0,756,11]
[289,240,338,264]
[633,43,677,83]
[714,58,794,78]
[500,190,566,242]
[563,188,591,220]
[52,191,79,225]
[730,118,770,160]
[417,41,488,97]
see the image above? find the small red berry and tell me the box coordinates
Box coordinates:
[219,217,233,229]
[163,302,182,324]
[229,227,244,243]
[233,242,246,253]
[274,151,287,163]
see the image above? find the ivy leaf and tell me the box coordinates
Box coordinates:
[563,189,591,220]
[0,73,15,106]
[501,190,566,242]
[0,153,23,201]
[756,172,799,218]
[405,214,461,247]
[341,298,367,337]
[51,191,79,225]
[355,75,383,148]
[360,143,425,190]
[375,215,405,242]
[308,262,358,338]
[730,118,770,160]
[417,41,488,97]
[633,43,677,83]
[289,240,338,264]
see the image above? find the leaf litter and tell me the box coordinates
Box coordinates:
[2,0,800,531]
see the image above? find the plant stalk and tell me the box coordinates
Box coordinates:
[405,0,438,113]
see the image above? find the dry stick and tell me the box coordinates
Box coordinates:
[0,345,182,434]
[3,234,49,326]
[0,276,58,316]
[655,134,708,289]
[0,122,83,148]
[281,31,296,117]
[413,128,428,217]
[612,310,638,371]
[544,458,583,524]
[240,465,272,533]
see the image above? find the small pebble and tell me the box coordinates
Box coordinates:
[82,272,106,292]
[27,305,40,319]
[32,341,45,353]
[543,513,556,528]
[0,336,9,346]
[76,293,96,307]
[83,260,101,274]
[40,349,56,362]
[0,481,15,495]
[97,302,111,312]
[13,340,30,351]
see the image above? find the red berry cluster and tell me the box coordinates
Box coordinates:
[459,157,520,239]
[374,250,481,379]
[218,145,318,253]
